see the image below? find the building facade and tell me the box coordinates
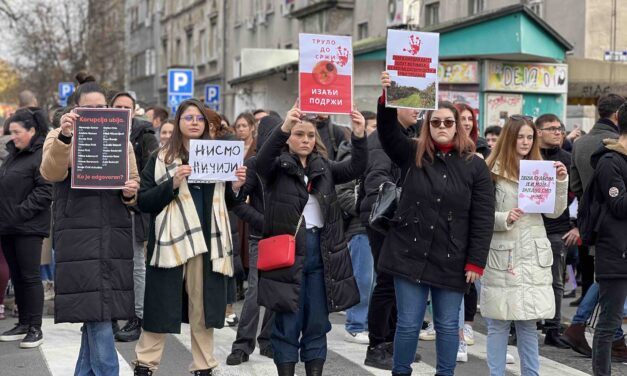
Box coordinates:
[87,0,126,91]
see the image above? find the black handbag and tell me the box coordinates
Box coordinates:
[369,181,402,234]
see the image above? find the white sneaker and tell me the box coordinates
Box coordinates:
[419,322,436,341]
[456,340,468,362]
[344,331,369,345]
[463,324,475,346]
[225,313,239,327]
[506,352,515,364]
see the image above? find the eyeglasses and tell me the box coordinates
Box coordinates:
[509,114,533,122]
[429,119,456,128]
[540,126,563,133]
[181,115,205,123]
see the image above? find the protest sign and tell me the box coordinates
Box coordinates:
[518,160,557,214]
[386,30,439,110]
[189,140,245,183]
[299,33,353,115]
[71,108,131,189]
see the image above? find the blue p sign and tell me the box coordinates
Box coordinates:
[204,85,220,111]
[58,82,75,99]
[168,69,194,95]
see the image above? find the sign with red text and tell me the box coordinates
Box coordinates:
[72,108,131,189]
[386,30,439,110]
[518,160,557,214]
[299,33,353,115]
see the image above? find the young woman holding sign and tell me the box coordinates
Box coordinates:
[0,108,52,349]
[255,102,367,376]
[40,73,140,376]
[377,72,494,376]
[482,116,568,376]
[133,99,246,376]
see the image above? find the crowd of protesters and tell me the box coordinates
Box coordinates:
[0,71,625,376]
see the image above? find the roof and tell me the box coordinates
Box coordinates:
[354,4,573,56]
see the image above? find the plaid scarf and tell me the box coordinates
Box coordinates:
[209,183,233,276]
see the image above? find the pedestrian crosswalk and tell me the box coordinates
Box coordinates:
[21,318,602,376]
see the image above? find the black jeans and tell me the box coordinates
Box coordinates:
[579,245,595,297]
[545,233,567,330]
[0,235,44,327]
[593,279,627,376]
[366,227,396,347]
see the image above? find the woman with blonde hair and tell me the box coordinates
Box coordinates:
[482,115,568,375]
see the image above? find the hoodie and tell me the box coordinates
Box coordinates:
[232,115,282,237]
[590,138,627,279]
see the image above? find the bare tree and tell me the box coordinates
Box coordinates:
[0,0,19,23]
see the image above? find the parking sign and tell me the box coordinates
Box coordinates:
[58,82,75,107]
[204,85,220,112]
[168,69,194,114]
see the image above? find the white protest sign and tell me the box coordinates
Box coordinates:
[517,160,557,214]
[189,140,244,183]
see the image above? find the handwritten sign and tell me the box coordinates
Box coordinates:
[189,140,244,183]
[71,108,130,189]
[518,160,556,214]
[485,62,568,94]
[386,30,439,110]
[299,33,353,115]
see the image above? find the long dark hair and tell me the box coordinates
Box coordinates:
[414,101,475,168]
[163,99,221,164]
[6,107,50,140]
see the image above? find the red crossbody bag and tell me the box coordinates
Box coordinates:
[257,214,304,272]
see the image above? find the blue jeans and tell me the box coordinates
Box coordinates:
[572,282,624,340]
[393,277,463,375]
[486,319,539,376]
[271,229,331,364]
[74,321,119,376]
[40,249,55,281]
[345,234,374,334]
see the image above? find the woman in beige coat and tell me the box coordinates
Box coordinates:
[481,116,568,376]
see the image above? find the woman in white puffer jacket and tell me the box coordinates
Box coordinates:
[481,116,568,376]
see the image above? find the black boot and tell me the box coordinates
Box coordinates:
[133,365,153,376]
[392,373,411,376]
[192,369,212,376]
[544,328,570,349]
[305,359,324,376]
[276,362,295,376]
[115,316,142,342]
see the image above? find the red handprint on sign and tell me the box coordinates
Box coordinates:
[402,35,422,56]
[337,47,350,67]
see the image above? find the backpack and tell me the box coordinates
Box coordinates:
[578,167,607,246]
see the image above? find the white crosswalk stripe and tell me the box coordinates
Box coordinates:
[34,318,597,376]
[39,318,133,376]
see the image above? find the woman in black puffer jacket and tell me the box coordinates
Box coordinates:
[0,108,52,349]
[256,103,367,376]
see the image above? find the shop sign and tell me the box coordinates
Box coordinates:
[438,62,479,84]
[484,61,568,94]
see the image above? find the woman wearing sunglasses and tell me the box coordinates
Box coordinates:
[482,115,568,375]
[377,71,495,376]
[133,99,246,376]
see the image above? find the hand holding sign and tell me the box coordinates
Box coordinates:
[282,101,303,133]
[188,140,245,183]
[232,166,247,191]
[173,165,192,190]
[381,71,391,89]
[61,112,80,137]
[518,160,557,213]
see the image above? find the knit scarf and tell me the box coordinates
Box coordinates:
[151,152,233,276]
